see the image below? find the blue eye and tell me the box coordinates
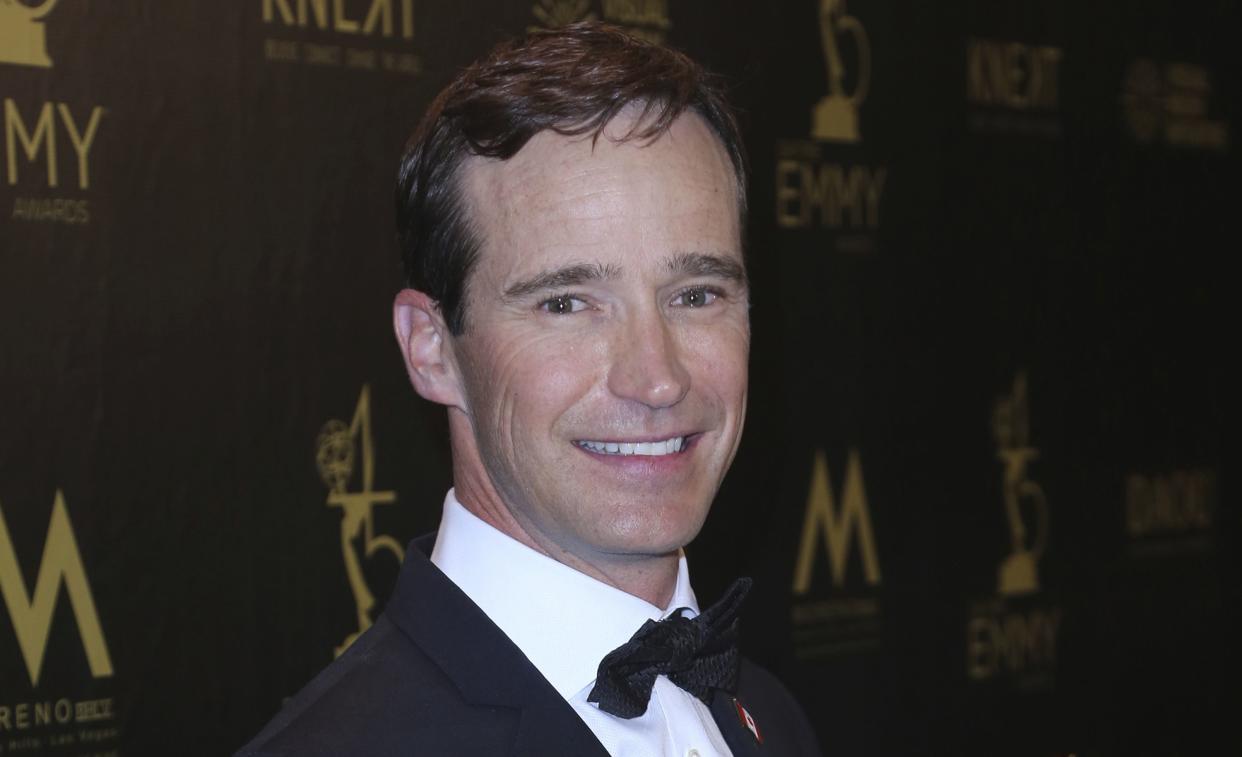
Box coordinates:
[540,295,587,314]
[674,287,718,308]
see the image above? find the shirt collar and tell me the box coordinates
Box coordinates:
[429,488,700,701]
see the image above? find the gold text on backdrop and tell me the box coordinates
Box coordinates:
[793,450,880,593]
[0,490,113,687]
[263,0,415,38]
[789,450,884,658]
[967,39,1061,111]
[4,99,105,190]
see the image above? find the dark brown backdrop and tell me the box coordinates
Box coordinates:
[1,1,1234,755]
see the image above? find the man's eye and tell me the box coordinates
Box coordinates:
[540,295,587,314]
[673,287,718,308]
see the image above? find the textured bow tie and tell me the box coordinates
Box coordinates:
[588,577,752,719]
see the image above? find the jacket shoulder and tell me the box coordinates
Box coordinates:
[235,615,520,757]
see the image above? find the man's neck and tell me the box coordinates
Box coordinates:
[451,482,681,609]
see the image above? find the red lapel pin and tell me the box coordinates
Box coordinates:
[733,698,762,744]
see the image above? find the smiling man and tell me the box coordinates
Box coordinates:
[239,23,821,757]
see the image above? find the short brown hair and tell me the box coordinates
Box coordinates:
[395,22,747,334]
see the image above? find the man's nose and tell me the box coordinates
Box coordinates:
[606,311,691,409]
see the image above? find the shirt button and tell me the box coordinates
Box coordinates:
[686,750,701,757]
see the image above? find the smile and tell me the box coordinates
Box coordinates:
[575,436,686,456]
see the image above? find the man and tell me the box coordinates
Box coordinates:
[240,23,821,757]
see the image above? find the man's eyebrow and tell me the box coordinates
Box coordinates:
[665,252,748,285]
[503,262,622,300]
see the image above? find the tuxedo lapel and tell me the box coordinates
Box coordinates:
[384,535,610,757]
[710,690,766,757]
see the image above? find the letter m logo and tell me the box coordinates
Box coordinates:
[792,450,881,594]
[0,490,113,686]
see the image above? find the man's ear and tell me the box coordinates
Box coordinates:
[393,289,466,409]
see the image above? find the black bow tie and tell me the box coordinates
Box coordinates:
[588,577,752,719]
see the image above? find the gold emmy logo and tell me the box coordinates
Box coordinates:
[811,0,870,143]
[991,372,1048,597]
[530,0,596,30]
[0,490,113,686]
[792,449,880,594]
[317,385,404,657]
[0,0,60,68]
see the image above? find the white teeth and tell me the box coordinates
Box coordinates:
[579,436,686,456]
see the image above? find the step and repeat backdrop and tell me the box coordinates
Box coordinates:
[1,1,1234,755]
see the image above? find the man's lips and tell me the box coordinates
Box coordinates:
[572,433,700,457]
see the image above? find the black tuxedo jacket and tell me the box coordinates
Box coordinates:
[238,534,822,756]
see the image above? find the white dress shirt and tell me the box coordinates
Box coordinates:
[431,489,734,757]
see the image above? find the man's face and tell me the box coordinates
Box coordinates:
[447,111,749,568]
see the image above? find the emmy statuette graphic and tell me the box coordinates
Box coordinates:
[317,385,404,657]
[0,0,59,67]
[530,0,595,30]
[812,0,870,142]
[991,373,1048,597]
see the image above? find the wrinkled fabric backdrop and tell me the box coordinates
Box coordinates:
[0,1,1234,755]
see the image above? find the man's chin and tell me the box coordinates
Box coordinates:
[591,505,710,554]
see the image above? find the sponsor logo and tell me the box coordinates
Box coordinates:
[0,0,60,68]
[1121,59,1229,152]
[0,490,112,687]
[0,489,121,757]
[966,372,1062,689]
[317,385,404,656]
[262,0,422,76]
[0,695,119,757]
[530,0,671,44]
[966,38,1063,137]
[1125,468,1216,556]
[790,449,883,658]
[793,450,881,592]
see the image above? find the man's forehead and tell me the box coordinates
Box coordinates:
[461,111,734,211]
[458,112,740,279]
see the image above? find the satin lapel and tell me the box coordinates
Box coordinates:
[384,534,610,757]
[710,690,765,757]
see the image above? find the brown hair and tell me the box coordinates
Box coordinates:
[395,22,747,334]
